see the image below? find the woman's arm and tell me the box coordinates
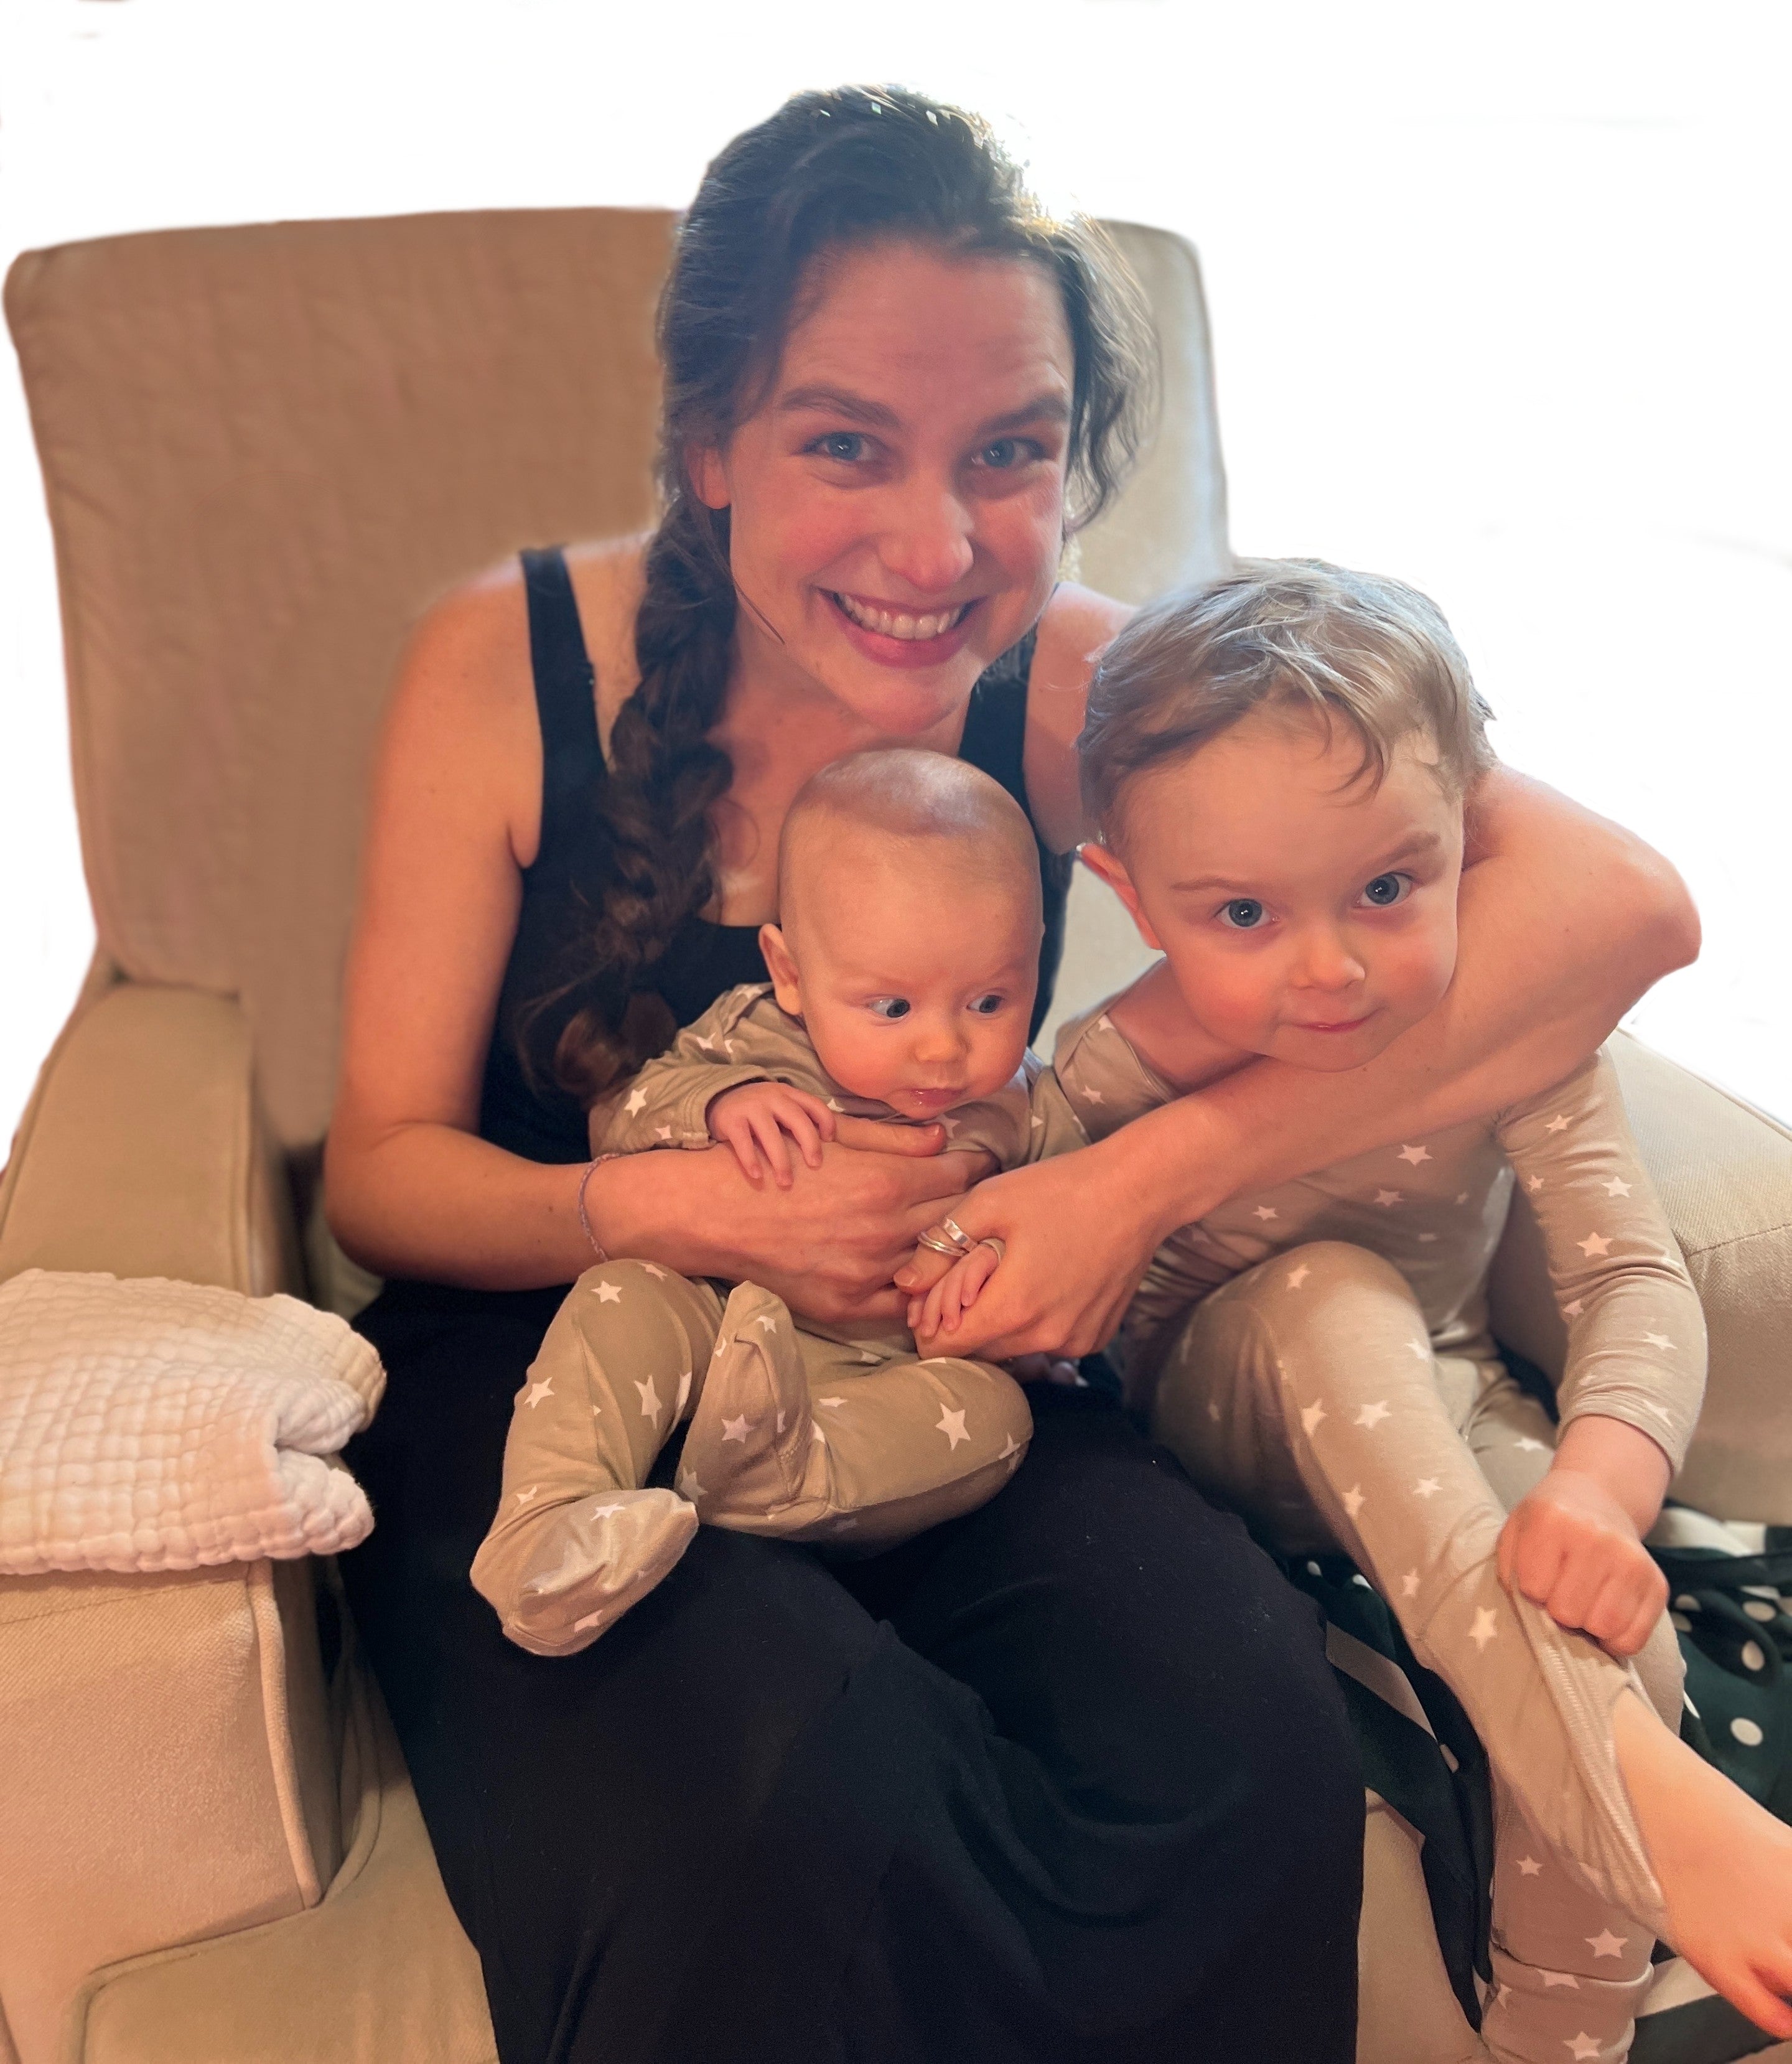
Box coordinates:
[918,765,1699,1357]
[324,564,974,1309]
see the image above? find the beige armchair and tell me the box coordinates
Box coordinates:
[2,208,1788,2064]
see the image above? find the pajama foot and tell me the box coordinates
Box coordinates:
[678,1282,816,1521]
[470,1486,698,1656]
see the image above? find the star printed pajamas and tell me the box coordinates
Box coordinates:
[471,984,1082,1658]
[1050,1004,1707,2064]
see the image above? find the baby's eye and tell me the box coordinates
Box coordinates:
[969,992,1007,1016]
[1218,897,1267,930]
[1360,872,1412,908]
[810,431,871,464]
[867,997,912,1020]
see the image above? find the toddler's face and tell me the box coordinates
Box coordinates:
[763,840,1039,1118]
[1096,708,1465,1072]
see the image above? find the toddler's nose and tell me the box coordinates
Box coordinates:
[1294,931,1368,992]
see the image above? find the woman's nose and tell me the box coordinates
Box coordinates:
[878,482,976,595]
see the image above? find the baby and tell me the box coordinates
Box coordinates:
[912,561,1792,2061]
[472,750,1080,1658]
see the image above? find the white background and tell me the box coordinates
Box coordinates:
[4,0,1789,1151]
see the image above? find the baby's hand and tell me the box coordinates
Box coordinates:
[1496,1467,1668,1658]
[707,1081,837,1188]
[912,1238,1003,1345]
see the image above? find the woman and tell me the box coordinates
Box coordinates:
[326,88,1695,2064]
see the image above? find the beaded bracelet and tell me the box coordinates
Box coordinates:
[576,1153,622,1263]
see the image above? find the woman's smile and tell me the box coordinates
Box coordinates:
[827,588,981,669]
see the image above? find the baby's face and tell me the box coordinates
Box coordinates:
[1103,708,1465,1072]
[765,837,1039,1118]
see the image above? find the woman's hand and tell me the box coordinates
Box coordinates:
[895,1134,1172,1358]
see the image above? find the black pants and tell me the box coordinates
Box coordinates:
[343,1279,1364,2064]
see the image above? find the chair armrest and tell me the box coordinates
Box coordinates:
[1490,1030,1792,1523]
[0,981,302,1297]
[0,1558,341,2064]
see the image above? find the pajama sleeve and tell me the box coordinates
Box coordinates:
[1495,1049,1706,1473]
[593,984,829,1154]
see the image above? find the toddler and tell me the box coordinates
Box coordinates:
[472,750,1080,1657]
[913,562,1792,2061]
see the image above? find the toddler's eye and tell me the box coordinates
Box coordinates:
[1360,873,1412,908]
[969,992,1006,1016]
[867,997,912,1020]
[1218,898,1266,930]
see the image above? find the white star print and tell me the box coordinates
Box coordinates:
[859,1350,879,1365]
[940,1116,961,1137]
[1540,1970,1579,1989]
[1603,1176,1633,1198]
[1081,1087,1105,1104]
[937,1406,970,1449]
[1469,1606,1498,1649]
[679,1468,704,1500]
[1253,1205,1279,1221]
[1355,1401,1391,1429]
[811,1425,828,1445]
[1563,1299,1584,1318]
[524,1378,554,1409]
[1492,1984,1512,2010]
[594,1280,623,1303]
[515,1485,539,1506]
[826,1098,844,1113]
[1398,1143,1432,1166]
[675,1371,691,1415]
[624,1086,648,1115]
[1287,1263,1312,1289]
[1374,1188,1403,1207]
[818,1396,846,1409]
[1516,1856,1542,1876]
[1342,1485,1366,1520]
[1301,1401,1327,1436]
[1414,1477,1442,1500]
[999,1432,1022,1462]
[1400,1570,1420,1599]
[1030,1113,1043,1129]
[1514,1436,1548,1453]
[1565,2036,1602,2062]
[755,1314,779,1332]
[1577,1232,1612,1257]
[1526,1174,1545,1193]
[721,1414,754,1444]
[1096,1014,1114,1032]
[1206,1399,1221,1421]
[587,1500,624,1519]
[642,1263,667,1279]
[775,1409,786,1435]
[655,1125,672,1141]
[1587,1929,1628,1959]
[635,1376,663,1422]
[694,1035,715,1051]
[1406,1340,1430,1361]
[1642,1331,1674,1350]
[1417,1232,1438,1243]
[1455,1191,1470,1205]
[1642,1401,1673,1421]
[1545,1114,1570,1134]
[723,1039,739,1055]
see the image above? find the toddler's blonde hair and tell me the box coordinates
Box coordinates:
[1080,559,1495,839]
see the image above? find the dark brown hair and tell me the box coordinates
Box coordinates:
[1080,558,1496,842]
[531,85,1153,1104]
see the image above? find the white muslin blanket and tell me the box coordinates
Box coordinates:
[0,1269,385,1576]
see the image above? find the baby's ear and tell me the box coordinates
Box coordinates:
[760,923,805,1016]
[1076,843,1162,950]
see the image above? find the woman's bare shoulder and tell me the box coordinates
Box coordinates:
[1022,582,1134,849]
[565,534,650,737]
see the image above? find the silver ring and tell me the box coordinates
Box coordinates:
[977,1237,1006,1263]
[915,1230,968,1260]
[938,1216,975,1253]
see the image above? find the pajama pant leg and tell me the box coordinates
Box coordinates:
[1150,1241,1669,2064]
[679,1282,1035,1551]
[470,1260,726,1653]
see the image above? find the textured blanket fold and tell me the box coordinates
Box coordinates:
[0,1269,384,1575]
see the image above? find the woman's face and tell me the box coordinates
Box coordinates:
[692,241,1075,737]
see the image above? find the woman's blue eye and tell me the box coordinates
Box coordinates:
[1361,873,1411,908]
[1219,898,1266,930]
[969,993,1005,1016]
[974,437,1040,470]
[868,997,911,1020]
[814,432,869,462]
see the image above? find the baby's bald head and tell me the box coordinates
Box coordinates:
[777,749,1043,945]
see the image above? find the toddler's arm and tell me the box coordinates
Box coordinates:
[1493,1048,1707,1654]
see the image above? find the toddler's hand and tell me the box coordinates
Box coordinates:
[707,1082,837,1188]
[1496,1467,1668,1658]
[912,1238,1002,1346]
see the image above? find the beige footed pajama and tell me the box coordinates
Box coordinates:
[472,984,1084,1659]
[1050,1003,1708,2064]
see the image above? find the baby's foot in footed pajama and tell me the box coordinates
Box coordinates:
[1613,1688,1792,2038]
[678,1282,811,1520]
[470,1487,698,1656]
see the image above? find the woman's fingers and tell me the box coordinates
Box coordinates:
[832,1113,944,1156]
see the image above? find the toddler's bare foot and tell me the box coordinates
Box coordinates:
[1613,1688,1792,2037]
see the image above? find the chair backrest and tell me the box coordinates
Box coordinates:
[7,209,1227,1156]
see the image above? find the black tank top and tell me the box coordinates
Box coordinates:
[477,547,1073,1165]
